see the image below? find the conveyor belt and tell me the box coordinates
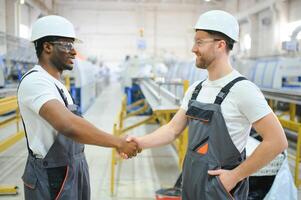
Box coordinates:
[261,88,301,104]
[148,79,181,105]
[139,79,179,111]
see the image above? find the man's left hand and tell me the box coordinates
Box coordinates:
[208,169,238,192]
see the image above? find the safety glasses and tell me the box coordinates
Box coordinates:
[49,41,75,53]
[193,38,222,47]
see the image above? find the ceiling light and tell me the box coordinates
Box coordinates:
[20,0,25,4]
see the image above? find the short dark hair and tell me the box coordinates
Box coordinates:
[33,36,60,58]
[198,29,235,51]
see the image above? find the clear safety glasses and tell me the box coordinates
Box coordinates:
[193,38,222,47]
[49,41,76,53]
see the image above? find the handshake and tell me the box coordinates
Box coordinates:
[116,136,141,159]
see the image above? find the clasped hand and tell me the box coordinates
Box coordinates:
[116,136,141,159]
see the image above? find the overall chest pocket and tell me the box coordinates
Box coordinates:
[186,106,214,124]
[186,106,215,156]
[22,161,38,190]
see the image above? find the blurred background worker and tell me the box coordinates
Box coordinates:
[18,15,139,200]
[127,10,288,200]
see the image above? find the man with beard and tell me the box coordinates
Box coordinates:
[126,10,287,199]
[18,15,139,200]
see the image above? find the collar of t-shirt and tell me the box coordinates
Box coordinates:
[202,69,241,87]
[34,65,64,87]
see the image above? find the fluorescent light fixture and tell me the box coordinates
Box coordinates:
[281,20,301,41]
[204,0,211,2]
[20,24,30,39]
[243,34,251,50]
[20,0,25,4]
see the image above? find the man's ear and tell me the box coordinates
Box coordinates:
[43,42,53,54]
[216,40,228,53]
[217,40,227,50]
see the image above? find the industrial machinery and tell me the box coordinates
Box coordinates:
[163,60,207,96]
[3,42,37,83]
[68,59,107,113]
[0,56,5,88]
[244,57,301,89]
[0,39,36,97]
[68,59,97,113]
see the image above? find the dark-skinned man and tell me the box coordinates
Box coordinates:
[18,15,139,200]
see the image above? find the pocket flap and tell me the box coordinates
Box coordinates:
[186,106,214,122]
[22,171,38,189]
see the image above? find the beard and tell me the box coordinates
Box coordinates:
[51,56,74,72]
[61,63,73,71]
[196,62,207,69]
[195,57,207,69]
[195,54,215,70]
[55,62,73,72]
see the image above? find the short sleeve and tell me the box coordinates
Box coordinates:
[235,81,272,124]
[180,81,201,111]
[18,74,59,114]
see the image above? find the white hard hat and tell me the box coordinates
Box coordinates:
[194,10,239,42]
[31,15,81,42]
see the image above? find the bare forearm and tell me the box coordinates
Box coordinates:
[61,115,122,148]
[137,109,187,149]
[232,139,287,182]
[39,100,124,149]
[232,112,288,181]
[137,123,178,148]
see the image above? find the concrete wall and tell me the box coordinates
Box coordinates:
[55,0,301,63]
[2,0,301,61]
[235,0,291,58]
[0,0,52,54]
[0,0,6,55]
[54,1,221,64]
[5,0,18,37]
[289,0,301,22]
[0,0,6,33]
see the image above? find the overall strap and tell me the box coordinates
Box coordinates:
[214,77,247,105]
[54,84,68,107]
[17,70,38,157]
[18,70,38,86]
[190,79,206,101]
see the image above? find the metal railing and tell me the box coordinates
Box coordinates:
[110,79,189,196]
[0,96,24,195]
[110,96,153,195]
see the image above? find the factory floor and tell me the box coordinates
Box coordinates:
[0,81,300,199]
[0,81,179,200]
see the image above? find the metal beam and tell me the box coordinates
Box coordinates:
[235,0,280,21]
[0,186,18,195]
[0,96,17,115]
[54,0,203,11]
[27,0,53,14]
[0,131,25,153]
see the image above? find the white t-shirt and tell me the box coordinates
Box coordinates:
[18,65,74,158]
[181,70,272,153]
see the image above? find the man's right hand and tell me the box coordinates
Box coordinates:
[116,138,139,158]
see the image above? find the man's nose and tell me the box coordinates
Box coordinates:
[70,48,77,56]
[192,44,198,53]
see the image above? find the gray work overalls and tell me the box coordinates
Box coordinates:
[19,70,90,200]
[182,77,249,200]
